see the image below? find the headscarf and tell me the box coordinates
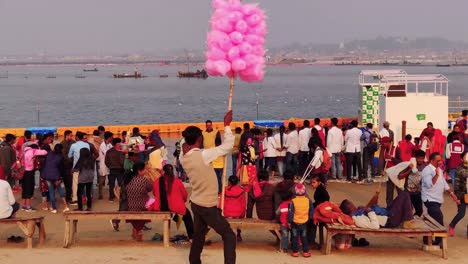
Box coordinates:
[149,130,165,149]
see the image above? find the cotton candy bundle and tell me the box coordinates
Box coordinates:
[205,0,266,82]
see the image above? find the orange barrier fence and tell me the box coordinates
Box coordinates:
[0,117,357,137]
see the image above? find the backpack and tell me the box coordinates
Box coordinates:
[320,149,332,173]
[363,129,379,152]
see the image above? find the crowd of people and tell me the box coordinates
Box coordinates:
[0,109,467,262]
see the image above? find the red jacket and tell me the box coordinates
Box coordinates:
[223,185,246,218]
[278,200,290,227]
[152,176,187,215]
[397,140,415,162]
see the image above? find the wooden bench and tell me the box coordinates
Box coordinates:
[321,214,448,259]
[0,216,46,248]
[63,211,172,248]
[206,218,282,250]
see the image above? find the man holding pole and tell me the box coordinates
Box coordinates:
[181,110,236,264]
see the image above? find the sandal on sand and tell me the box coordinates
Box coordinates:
[151,233,163,242]
[7,236,24,243]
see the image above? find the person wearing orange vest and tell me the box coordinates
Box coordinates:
[420,127,435,162]
[288,183,314,258]
[201,119,224,194]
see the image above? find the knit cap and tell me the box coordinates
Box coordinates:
[295,183,306,196]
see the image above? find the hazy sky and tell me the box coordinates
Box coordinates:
[1,0,467,55]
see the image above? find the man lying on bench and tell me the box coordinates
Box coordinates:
[339,191,423,230]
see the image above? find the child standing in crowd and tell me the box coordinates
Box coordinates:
[75,148,95,211]
[223,175,247,242]
[276,191,293,253]
[238,138,257,185]
[288,183,313,258]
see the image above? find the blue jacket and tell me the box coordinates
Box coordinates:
[41,152,64,181]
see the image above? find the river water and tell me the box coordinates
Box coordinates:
[0,64,467,128]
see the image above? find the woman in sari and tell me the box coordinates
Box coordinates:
[237,138,257,186]
[125,162,153,241]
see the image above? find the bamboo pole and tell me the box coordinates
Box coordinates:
[220,76,235,214]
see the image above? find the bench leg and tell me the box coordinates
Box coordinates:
[37,221,46,246]
[163,219,170,248]
[441,237,448,259]
[26,220,36,249]
[63,220,71,248]
[272,229,282,252]
[319,224,324,246]
[323,230,333,255]
[72,220,78,244]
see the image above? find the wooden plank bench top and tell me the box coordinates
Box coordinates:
[322,214,448,259]
[64,211,172,220]
[226,218,281,230]
[63,211,172,248]
[0,216,46,248]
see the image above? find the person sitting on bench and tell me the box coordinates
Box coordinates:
[1,178,23,243]
[0,178,19,219]
[339,190,421,230]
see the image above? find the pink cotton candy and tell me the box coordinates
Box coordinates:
[212,0,227,9]
[206,60,221,76]
[239,64,264,82]
[227,11,243,22]
[227,0,242,11]
[212,18,234,33]
[251,45,265,56]
[227,46,241,60]
[206,46,227,61]
[246,14,261,26]
[231,59,247,71]
[206,0,266,81]
[208,31,233,51]
[235,20,248,33]
[229,31,244,45]
[214,60,232,76]
[239,42,253,55]
[244,34,264,46]
[243,54,261,67]
[241,3,259,16]
[207,30,228,44]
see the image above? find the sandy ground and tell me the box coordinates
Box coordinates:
[1,180,467,264]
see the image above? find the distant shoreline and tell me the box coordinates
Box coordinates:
[1,61,467,67]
